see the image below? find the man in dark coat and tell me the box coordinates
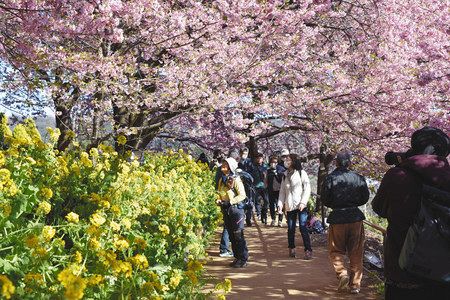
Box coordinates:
[321,151,370,294]
[372,126,450,300]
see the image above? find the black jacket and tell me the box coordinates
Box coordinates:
[321,167,370,224]
[267,167,282,194]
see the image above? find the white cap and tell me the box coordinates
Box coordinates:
[280,149,290,156]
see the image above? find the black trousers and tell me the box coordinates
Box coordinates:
[385,283,450,300]
[256,188,268,221]
[224,204,249,262]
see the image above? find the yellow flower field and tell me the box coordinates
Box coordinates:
[0,117,229,299]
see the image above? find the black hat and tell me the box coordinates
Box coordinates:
[411,126,449,157]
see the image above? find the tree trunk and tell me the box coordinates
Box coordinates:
[112,103,183,151]
[246,136,258,159]
[315,143,334,212]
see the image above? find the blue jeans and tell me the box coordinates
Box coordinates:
[219,207,231,253]
[287,209,312,251]
[219,226,230,253]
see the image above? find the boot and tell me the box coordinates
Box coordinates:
[289,248,296,258]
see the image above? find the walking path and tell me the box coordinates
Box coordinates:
[205,217,381,299]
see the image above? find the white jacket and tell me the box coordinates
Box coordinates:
[277,169,311,212]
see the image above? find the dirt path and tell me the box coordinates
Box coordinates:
[205,216,381,299]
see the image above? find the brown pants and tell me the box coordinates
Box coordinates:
[328,221,365,289]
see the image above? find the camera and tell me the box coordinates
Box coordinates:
[385,148,419,165]
[385,151,405,166]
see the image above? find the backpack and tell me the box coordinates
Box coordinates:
[398,184,450,284]
[235,170,255,210]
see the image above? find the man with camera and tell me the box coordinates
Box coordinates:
[372,127,450,299]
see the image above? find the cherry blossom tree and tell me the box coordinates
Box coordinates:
[0,0,448,175]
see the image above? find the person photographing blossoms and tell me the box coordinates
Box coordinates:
[216,157,249,268]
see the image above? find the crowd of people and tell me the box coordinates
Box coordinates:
[201,126,450,299]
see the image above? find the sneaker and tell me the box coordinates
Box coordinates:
[304,250,313,260]
[232,260,248,268]
[337,275,350,292]
[289,248,296,258]
[350,288,360,294]
[219,251,234,258]
[278,221,282,227]
[270,220,276,226]
[229,259,239,267]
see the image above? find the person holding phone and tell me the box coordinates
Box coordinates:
[216,157,249,268]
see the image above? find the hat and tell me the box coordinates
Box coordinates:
[280,149,290,156]
[224,157,238,174]
[411,127,449,157]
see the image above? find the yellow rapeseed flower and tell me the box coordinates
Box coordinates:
[187,260,203,272]
[117,135,127,146]
[0,116,13,142]
[80,152,93,168]
[113,237,130,251]
[57,268,87,300]
[158,224,170,236]
[110,221,121,231]
[89,148,99,158]
[134,238,147,250]
[0,152,5,166]
[24,273,44,284]
[169,270,182,289]
[12,124,33,146]
[87,274,103,286]
[112,260,132,278]
[65,212,79,224]
[121,218,132,230]
[129,254,148,270]
[46,127,61,144]
[0,203,11,217]
[40,187,53,200]
[215,278,232,293]
[74,251,83,263]
[42,225,56,241]
[25,235,39,248]
[111,204,121,215]
[0,275,15,299]
[89,238,101,250]
[90,212,106,227]
[185,270,198,285]
[36,201,51,215]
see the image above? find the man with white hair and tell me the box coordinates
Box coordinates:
[321,151,370,294]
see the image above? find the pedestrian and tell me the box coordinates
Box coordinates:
[372,127,450,300]
[237,147,254,226]
[321,151,370,294]
[277,153,313,260]
[216,157,249,268]
[210,149,225,170]
[278,149,290,175]
[238,147,253,173]
[212,151,233,258]
[197,152,209,165]
[267,155,283,226]
[252,152,268,224]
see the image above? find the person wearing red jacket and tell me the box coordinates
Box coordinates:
[372,127,450,300]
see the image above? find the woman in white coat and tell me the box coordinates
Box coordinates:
[277,154,313,259]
